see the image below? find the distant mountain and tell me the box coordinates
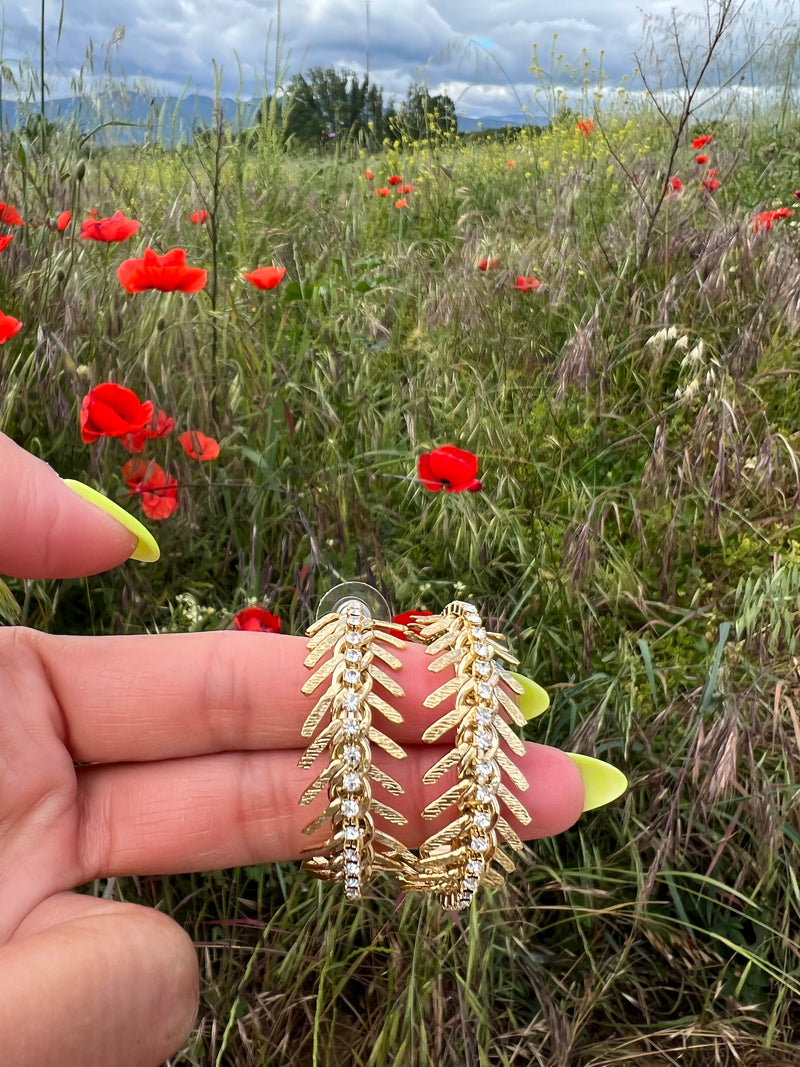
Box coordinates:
[0,91,261,144]
[0,93,544,143]
[458,113,546,132]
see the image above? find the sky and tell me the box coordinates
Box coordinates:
[0,0,780,119]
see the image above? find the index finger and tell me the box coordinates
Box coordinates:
[0,433,138,578]
[28,630,462,762]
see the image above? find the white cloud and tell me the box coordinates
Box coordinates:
[1,0,786,117]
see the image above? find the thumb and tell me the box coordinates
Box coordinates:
[0,433,159,579]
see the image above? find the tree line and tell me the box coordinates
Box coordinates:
[256,68,457,148]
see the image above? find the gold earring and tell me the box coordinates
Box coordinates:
[298,596,415,900]
[399,601,531,908]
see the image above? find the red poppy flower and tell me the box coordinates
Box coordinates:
[0,235,13,252]
[242,266,286,290]
[190,209,210,224]
[401,184,415,194]
[577,118,594,137]
[706,168,719,177]
[752,207,794,233]
[117,248,207,293]
[56,211,72,231]
[80,210,140,242]
[701,178,721,193]
[478,257,499,270]
[234,606,282,633]
[695,154,709,164]
[0,202,25,225]
[0,311,22,343]
[395,197,408,209]
[120,408,175,453]
[668,176,683,192]
[417,445,482,492]
[364,169,375,180]
[513,276,540,291]
[374,187,390,197]
[387,175,402,185]
[178,429,220,461]
[692,135,713,148]
[122,459,179,520]
[794,190,800,200]
[391,609,434,627]
[506,160,516,167]
[80,382,154,444]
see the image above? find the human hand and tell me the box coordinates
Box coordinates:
[0,432,587,1067]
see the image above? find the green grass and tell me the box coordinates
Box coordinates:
[4,82,800,1066]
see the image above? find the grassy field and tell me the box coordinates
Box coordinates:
[3,64,800,1066]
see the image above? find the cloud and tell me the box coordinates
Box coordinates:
[3,0,778,117]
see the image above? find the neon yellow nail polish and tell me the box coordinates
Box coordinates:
[508,671,550,720]
[565,753,628,812]
[63,479,160,563]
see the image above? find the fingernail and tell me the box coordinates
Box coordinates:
[565,753,628,812]
[63,479,160,563]
[508,671,550,720]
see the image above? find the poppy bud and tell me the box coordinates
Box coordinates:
[156,317,166,332]
[75,160,86,182]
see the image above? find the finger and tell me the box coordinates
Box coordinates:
[0,433,138,578]
[74,743,584,880]
[1,892,197,1067]
[31,630,518,762]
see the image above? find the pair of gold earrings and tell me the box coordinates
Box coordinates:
[297,590,531,908]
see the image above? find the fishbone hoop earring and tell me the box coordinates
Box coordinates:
[398,601,531,908]
[298,584,415,900]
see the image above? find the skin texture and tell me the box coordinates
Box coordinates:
[0,432,584,1067]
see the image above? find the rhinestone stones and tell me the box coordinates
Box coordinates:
[299,597,410,901]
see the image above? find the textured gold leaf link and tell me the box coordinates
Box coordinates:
[491,848,516,873]
[302,629,344,668]
[421,748,462,785]
[371,798,407,825]
[495,715,527,757]
[366,724,407,761]
[423,675,462,708]
[421,704,466,743]
[499,669,524,694]
[421,781,464,819]
[305,612,341,637]
[299,763,336,805]
[427,648,464,673]
[369,663,404,697]
[300,808,332,836]
[297,723,336,768]
[369,692,403,723]
[425,631,457,656]
[368,763,404,796]
[495,815,525,853]
[418,617,451,639]
[374,628,407,648]
[301,656,336,694]
[371,644,403,670]
[496,748,530,791]
[300,694,333,738]
[496,686,527,727]
[497,783,532,825]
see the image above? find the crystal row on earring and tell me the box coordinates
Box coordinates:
[399,601,531,908]
[298,603,415,900]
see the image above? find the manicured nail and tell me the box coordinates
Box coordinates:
[508,671,550,720]
[565,753,628,812]
[63,479,160,563]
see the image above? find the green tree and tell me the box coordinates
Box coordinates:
[394,83,457,142]
[283,67,387,147]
